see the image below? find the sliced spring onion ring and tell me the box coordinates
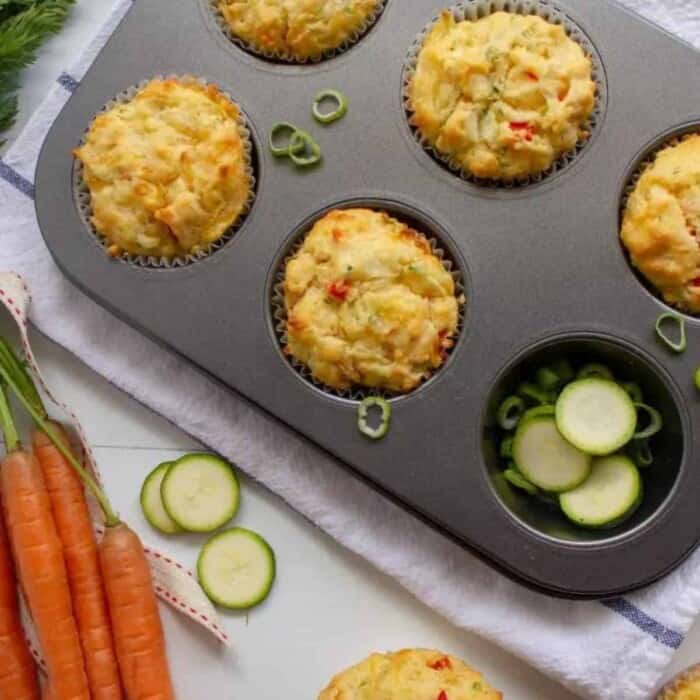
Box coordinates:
[621,381,643,403]
[269,122,305,157]
[655,313,687,353]
[289,130,322,167]
[516,381,552,405]
[521,405,555,422]
[695,367,700,391]
[312,89,348,124]
[503,468,539,496]
[577,363,614,381]
[535,366,560,391]
[496,395,525,430]
[500,436,514,458]
[358,397,391,439]
[633,438,653,467]
[633,402,663,440]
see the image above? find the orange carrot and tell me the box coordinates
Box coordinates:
[1,450,89,700]
[0,498,40,700]
[33,426,123,700]
[99,523,175,700]
[0,343,175,700]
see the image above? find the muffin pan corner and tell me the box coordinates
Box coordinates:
[34,0,700,598]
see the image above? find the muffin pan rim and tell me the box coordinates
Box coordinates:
[33,0,700,598]
[479,329,689,548]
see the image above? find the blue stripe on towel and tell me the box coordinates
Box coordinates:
[0,160,35,199]
[602,598,684,649]
[57,72,80,93]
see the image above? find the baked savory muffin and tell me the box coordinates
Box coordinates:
[283,209,462,392]
[218,0,382,62]
[658,664,700,700]
[317,649,502,700]
[74,76,252,259]
[621,135,700,313]
[408,11,596,180]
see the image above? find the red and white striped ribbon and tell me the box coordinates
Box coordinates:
[0,271,231,661]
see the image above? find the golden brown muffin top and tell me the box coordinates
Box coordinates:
[283,209,462,393]
[408,11,596,180]
[218,0,382,61]
[318,649,502,700]
[74,76,252,259]
[659,664,700,700]
[621,135,700,313]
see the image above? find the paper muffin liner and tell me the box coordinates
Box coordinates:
[619,124,700,315]
[208,0,387,64]
[270,212,467,401]
[402,0,607,188]
[73,74,257,270]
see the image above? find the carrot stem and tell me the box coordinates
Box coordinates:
[0,383,19,452]
[0,363,120,527]
[0,340,46,419]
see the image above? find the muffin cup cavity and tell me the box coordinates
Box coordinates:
[402,0,607,189]
[73,75,258,270]
[482,334,685,545]
[268,200,468,402]
[207,0,387,65]
[619,122,700,317]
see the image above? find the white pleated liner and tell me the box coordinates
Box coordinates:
[402,0,608,188]
[73,75,257,270]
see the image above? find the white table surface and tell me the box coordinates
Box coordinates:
[2,2,700,697]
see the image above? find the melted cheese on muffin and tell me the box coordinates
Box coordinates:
[317,649,502,700]
[218,0,382,61]
[621,135,700,313]
[74,77,252,258]
[409,11,596,180]
[283,209,461,392]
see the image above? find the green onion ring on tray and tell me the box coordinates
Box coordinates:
[358,397,391,439]
[312,89,348,124]
[289,129,323,167]
[269,122,305,157]
[655,312,686,353]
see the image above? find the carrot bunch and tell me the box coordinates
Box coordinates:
[0,340,175,700]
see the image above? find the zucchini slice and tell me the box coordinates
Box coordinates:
[198,528,276,609]
[140,462,182,534]
[161,453,240,533]
[555,378,636,455]
[559,455,642,529]
[512,416,591,492]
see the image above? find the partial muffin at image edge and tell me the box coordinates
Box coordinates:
[216,0,384,62]
[281,208,464,394]
[621,134,700,314]
[73,76,253,261]
[407,10,596,181]
[317,648,502,699]
[658,663,700,700]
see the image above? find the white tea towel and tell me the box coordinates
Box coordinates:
[2,1,700,698]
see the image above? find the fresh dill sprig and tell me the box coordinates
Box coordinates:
[0,0,75,139]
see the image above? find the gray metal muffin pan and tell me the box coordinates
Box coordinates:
[34,0,700,598]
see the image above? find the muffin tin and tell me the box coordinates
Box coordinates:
[34,0,700,598]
